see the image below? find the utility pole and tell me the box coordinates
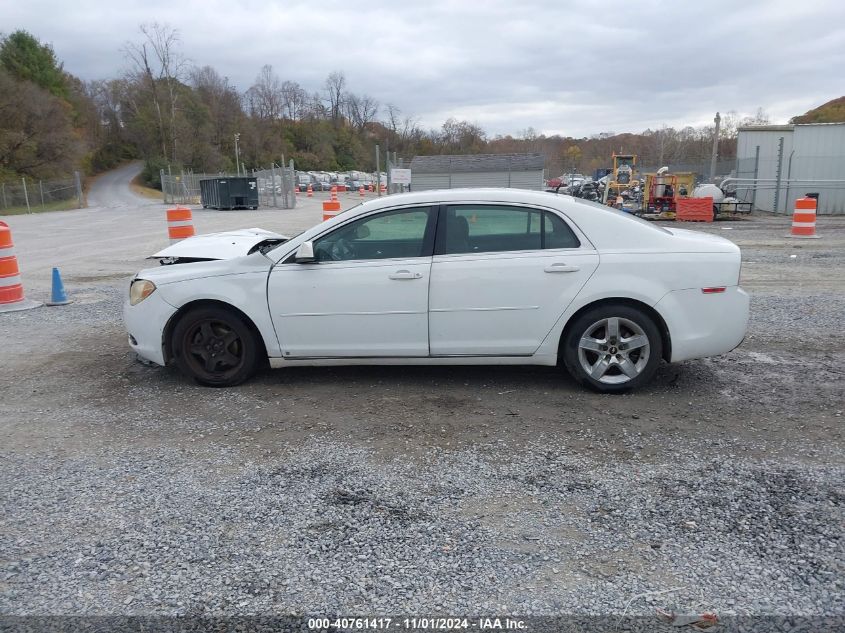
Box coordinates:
[658,126,665,167]
[709,112,721,182]
[234,133,241,177]
[375,144,381,197]
[385,139,391,195]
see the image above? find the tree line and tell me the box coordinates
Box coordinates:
[1,25,772,188]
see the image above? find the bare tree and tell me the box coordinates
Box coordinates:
[88,78,125,139]
[123,23,186,162]
[245,65,283,120]
[741,107,770,127]
[190,65,242,150]
[385,103,401,133]
[346,93,379,130]
[324,71,346,123]
[384,103,422,151]
[280,80,307,120]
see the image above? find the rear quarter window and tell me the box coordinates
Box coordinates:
[572,198,671,234]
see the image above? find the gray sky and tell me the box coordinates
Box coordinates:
[5,0,845,137]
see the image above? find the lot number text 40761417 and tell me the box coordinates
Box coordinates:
[307,617,527,630]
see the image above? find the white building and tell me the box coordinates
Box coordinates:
[736,122,845,214]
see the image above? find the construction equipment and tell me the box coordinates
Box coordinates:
[601,153,639,208]
[642,168,696,217]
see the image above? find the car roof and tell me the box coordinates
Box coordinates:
[303,188,671,252]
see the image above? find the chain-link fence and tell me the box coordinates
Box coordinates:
[161,163,297,209]
[732,154,845,214]
[0,173,83,214]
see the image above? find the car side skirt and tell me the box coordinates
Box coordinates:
[269,353,559,368]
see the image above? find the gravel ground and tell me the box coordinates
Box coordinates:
[1,442,843,617]
[0,175,843,625]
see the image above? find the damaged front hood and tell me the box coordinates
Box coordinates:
[150,228,288,261]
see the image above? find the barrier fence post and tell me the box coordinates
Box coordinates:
[74,171,83,208]
[39,180,45,209]
[160,169,167,204]
[21,178,30,214]
[270,163,278,208]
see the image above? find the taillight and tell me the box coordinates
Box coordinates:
[701,287,726,294]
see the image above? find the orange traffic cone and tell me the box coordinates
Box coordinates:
[787,196,821,239]
[167,207,196,244]
[0,221,41,313]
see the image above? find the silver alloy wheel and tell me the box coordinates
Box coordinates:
[577,316,651,385]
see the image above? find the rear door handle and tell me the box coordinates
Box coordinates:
[389,270,423,280]
[544,263,580,273]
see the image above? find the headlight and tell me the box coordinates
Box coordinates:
[129,279,156,305]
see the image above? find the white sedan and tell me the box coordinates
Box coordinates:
[124,189,749,393]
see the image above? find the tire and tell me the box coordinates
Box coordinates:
[562,304,663,393]
[171,306,259,387]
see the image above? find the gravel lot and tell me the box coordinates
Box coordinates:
[0,165,843,625]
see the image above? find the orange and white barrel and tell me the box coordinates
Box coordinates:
[167,207,196,244]
[330,186,338,202]
[380,183,387,193]
[306,184,313,197]
[0,221,40,312]
[359,186,365,197]
[295,186,300,195]
[788,197,820,239]
[322,200,341,221]
[368,183,374,193]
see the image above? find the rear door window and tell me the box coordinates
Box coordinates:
[436,205,579,254]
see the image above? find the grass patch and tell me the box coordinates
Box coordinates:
[0,197,80,216]
[130,173,164,200]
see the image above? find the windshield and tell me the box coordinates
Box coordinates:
[266,203,365,254]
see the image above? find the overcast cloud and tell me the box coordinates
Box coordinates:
[4,0,845,137]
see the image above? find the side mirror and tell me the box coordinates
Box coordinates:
[295,241,316,263]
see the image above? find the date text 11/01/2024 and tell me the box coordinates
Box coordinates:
[307,617,527,630]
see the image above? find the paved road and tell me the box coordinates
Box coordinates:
[86,161,154,208]
[1,164,330,295]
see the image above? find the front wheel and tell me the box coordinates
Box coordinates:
[562,304,662,393]
[171,306,259,387]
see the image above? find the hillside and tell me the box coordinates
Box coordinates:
[791,96,845,124]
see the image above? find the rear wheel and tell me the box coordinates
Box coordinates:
[172,306,259,387]
[562,304,662,393]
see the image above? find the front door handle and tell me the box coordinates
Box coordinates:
[389,270,423,280]
[544,263,580,273]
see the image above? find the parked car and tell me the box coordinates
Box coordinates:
[295,174,313,190]
[546,173,585,192]
[309,172,334,191]
[124,189,749,392]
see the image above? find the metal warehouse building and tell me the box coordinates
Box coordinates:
[736,122,845,214]
[409,153,545,191]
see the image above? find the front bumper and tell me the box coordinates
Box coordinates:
[655,286,750,363]
[123,287,178,366]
